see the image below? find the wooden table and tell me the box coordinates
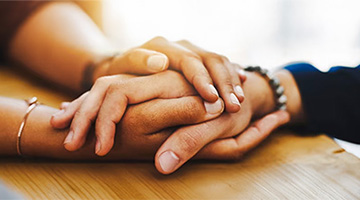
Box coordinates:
[0,66,359,199]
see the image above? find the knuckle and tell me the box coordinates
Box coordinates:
[74,109,94,126]
[127,48,143,61]
[250,126,261,135]
[130,48,143,54]
[147,36,167,45]
[180,52,201,62]
[206,53,229,65]
[178,53,203,72]
[205,52,218,58]
[177,39,191,46]
[180,99,203,122]
[94,76,106,86]
[121,103,156,134]
[217,77,233,91]
[161,70,182,79]
[220,55,229,62]
[107,82,121,94]
[93,76,113,88]
[179,129,203,155]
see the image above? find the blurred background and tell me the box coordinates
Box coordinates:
[102,0,360,71]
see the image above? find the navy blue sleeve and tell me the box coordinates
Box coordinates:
[284,63,360,144]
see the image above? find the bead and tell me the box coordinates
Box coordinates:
[278,94,287,104]
[254,66,261,71]
[278,104,287,111]
[275,86,284,96]
[269,77,280,88]
[259,68,268,76]
[245,65,287,111]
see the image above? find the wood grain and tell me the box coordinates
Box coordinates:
[0,66,359,199]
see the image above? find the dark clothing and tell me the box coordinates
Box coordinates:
[285,63,360,144]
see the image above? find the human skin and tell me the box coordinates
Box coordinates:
[153,69,304,174]
[3,1,304,174]
[9,1,243,112]
[8,1,246,156]
[52,69,302,170]
[0,69,302,176]
[0,71,224,159]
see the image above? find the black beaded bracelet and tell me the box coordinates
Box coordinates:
[244,66,287,110]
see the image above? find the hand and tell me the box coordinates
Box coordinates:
[96,37,246,112]
[141,37,246,112]
[93,48,170,79]
[51,71,225,156]
[153,71,291,174]
[52,37,246,156]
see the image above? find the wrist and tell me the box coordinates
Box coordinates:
[274,70,304,124]
[81,53,118,91]
[243,69,304,124]
[0,97,30,156]
[242,72,276,119]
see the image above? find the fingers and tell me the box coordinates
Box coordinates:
[154,110,289,174]
[93,72,199,156]
[176,40,243,112]
[233,63,247,83]
[58,71,199,156]
[64,77,114,152]
[197,110,290,160]
[225,61,245,102]
[92,85,128,156]
[60,102,70,110]
[154,113,238,174]
[107,48,169,75]
[142,36,219,103]
[202,55,241,112]
[121,96,224,136]
[50,93,88,129]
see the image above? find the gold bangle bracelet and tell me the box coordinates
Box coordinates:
[17,97,38,156]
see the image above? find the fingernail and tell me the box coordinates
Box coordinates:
[204,99,223,114]
[60,102,70,110]
[147,54,167,72]
[52,109,65,118]
[237,68,246,77]
[209,84,219,97]
[64,130,74,144]
[230,93,240,106]
[159,151,180,173]
[95,139,101,155]
[234,85,244,98]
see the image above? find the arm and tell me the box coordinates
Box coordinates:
[0,95,221,160]
[152,63,360,174]
[284,63,360,143]
[8,2,115,91]
[7,2,245,109]
[1,70,225,158]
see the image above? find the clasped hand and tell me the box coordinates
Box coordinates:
[51,37,289,174]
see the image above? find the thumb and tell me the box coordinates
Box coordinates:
[108,48,169,75]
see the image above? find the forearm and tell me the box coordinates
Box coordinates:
[8,2,115,92]
[0,97,119,160]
